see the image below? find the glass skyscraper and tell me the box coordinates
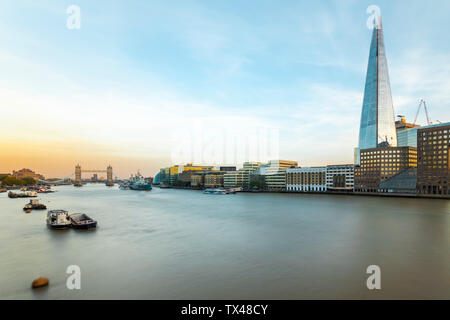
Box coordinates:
[357,18,397,163]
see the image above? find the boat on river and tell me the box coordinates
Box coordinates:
[37,186,55,193]
[8,191,37,198]
[120,171,152,191]
[203,188,230,195]
[46,210,71,229]
[69,213,97,229]
[23,199,47,211]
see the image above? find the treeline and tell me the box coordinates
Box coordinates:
[0,176,36,186]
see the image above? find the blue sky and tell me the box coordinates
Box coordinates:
[1,0,450,177]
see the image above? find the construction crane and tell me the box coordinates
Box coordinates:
[413,99,432,125]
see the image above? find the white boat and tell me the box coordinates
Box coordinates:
[46,210,71,229]
[203,188,229,195]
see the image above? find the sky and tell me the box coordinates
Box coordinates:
[1,0,450,178]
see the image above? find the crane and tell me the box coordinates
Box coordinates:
[413,99,432,125]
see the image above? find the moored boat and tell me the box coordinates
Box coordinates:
[203,188,229,195]
[120,171,152,191]
[23,199,47,211]
[69,213,97,229]
[46,210,71,229]
[37,187,55,193]
[8,191,38,198]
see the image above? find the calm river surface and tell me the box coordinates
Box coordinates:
[1,184,449,299]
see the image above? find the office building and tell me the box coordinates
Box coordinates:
[265,160,298,191]
[204,172,225,188]
[286,167,327,192]
[326,164,354,192]
[223,162,263,189]
[416,123,450,196]
[357,17,397,163]
[354,147,417,192]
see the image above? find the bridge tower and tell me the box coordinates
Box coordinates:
[106,165,114,186]
[74,164,82,187]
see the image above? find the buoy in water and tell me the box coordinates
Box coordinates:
[31,277,49,288]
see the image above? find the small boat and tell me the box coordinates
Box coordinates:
[203,188,229,195]
[0,188,7,193]
[69,213,97,229]
[37,188,55,193]
[8,191,38,198]
[23,199,47,211]
[46,210,71,229]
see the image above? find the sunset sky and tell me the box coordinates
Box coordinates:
[1,0,450,178]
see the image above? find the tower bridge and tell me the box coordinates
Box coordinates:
[74,164,114,187]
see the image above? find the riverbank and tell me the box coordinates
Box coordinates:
[153,185,450,200]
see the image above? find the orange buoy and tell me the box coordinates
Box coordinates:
[31,277,49,288]
[25,209,32,213]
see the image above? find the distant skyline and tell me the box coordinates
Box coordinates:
[1,0,450,178]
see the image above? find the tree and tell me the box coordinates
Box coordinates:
[22,177,37,185]
[2,176,25,186]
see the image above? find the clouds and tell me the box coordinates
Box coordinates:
[0,1,449,176]
[391,49,450,124]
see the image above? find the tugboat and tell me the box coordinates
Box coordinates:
[23,199,47,211]
[69,213,97,229]
[46,210,71,229]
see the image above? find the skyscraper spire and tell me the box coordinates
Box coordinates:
[358,16,397,158]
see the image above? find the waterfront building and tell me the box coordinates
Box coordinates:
[191,173,204,189]
[357,17,397,164]
[265,160,298,192]
[416,123,450,196]
[286,167,327,192]
[326,164,354,192]
[159,167,171,186]
[167,164,214,186]
[354,147,417,193]
[223,171,239,188]
[176,170,197,187]
[223,162,263,189]
[153,172,160,185]
[378,167,417,194]
[204,172,225,188]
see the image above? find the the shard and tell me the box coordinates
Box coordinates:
[358,17,397,157]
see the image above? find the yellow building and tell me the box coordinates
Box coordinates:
[168,164,215,185]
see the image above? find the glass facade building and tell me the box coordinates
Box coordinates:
[357,18,397,163]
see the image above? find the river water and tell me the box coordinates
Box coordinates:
[0,184,449,299]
